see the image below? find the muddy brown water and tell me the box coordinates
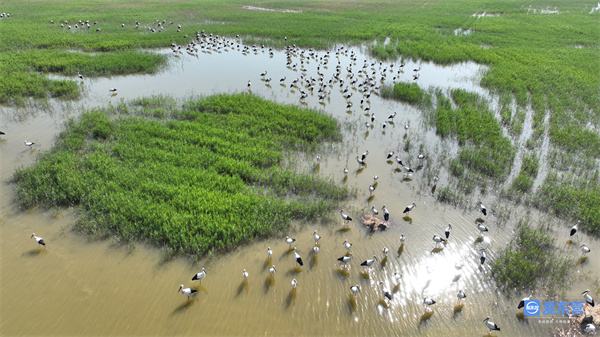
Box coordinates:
[1,39,598,336]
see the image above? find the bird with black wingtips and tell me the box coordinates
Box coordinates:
[457,289,466,301]
[403,202,416,214]
[483,317,500,332]
[423,297,436,308]
[382,205,390,221]
[582,289,595,307]
[337,255,352,265]
[293,248,304,266]
[178,284,197,300]
[584,323,596,334]
[379,281,393,301]
[570,222,579,237]
[478,201,487,216]
[479,250,487,265]
[580,244,591,255]
[339,209,352,224]
[24,140,35,147]
[192,267,206,282]
[517,295,531,309]
[350,284,361,296]
[360,255,377,268]
[285,236,296,249]
[477,223,489,234]
[445,224,452,239]
[312,230,321,243]
[432,235,447,247]
[31,233,46,246]
[0,131,5,135]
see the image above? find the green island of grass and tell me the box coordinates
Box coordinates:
[13,94,347,256]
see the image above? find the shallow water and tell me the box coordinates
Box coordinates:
[1,38,598,337]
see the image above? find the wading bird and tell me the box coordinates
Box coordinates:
[192,267,206,282]
[293,248,304,266]
[285,236,296,249]
[479,201,487,216]
[242,269,249,280]
[432,235,447,247]
[178,284,197,300]
[403,202,416,214]
[582,289,595,307]
[445,224,452,239]
[312,230,321,243]
[24,140,35,147]
[339,209,352,224]
[360,256,377,268]
[379,281,393,301]
[517,295,531,309]
[350,284,361,296]
[483,317,501,333]
[31,233,45,246]
[382,205,390,221]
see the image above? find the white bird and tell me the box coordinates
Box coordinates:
[517,295,531,309]
[483,317,501,332]
[457,289,467,301]
[372,175,379,182]
[313,230,321,243]
[478,201,487,216]
[581,244,591,255]
[350,284,361,296]
[339,209,352,224]
[192,267,206,281]
[382,247,389,256]
[178,284,197,300]
[242,269,249,279]
[445,224,452,239]
[584,323,596,334]
[267,247,273,258]
[582,289,595,307]
[368,184,375,195]
[360,255,377,267]
[386,151,395,159]
[24,140,35,147]
[337,255,352,265]
[371,205,379,215]
[31,233,46,246]
[109,88,117,93]
[477,223,489,233]
[393,272,402,284]
[388,111,397,120]
[399,234,406,243]
[403,202,416,214]
[379,281,393,301]
[480,250,487,265]
[285,236,296,248]
[570,222,578,237]
[343,240,352,251]
[432,235,447,247]
[268,265,277,275]
[293,249,304,266]
[291,278,298,289]
[312,244,320,254]
[382,205,390,221]
[343,167,349,175]
[423,297,436,307]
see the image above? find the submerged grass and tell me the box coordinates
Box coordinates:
[492,222,571,292]
[13,94,347,256]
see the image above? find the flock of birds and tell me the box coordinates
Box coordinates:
[7,22,595,335]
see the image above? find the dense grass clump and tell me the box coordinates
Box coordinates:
[534,175,600,235]
[434,89,514,180]
[492,223,571,291]
[13,94,347,256]
[381,82,430,106]
[510,154,539,194]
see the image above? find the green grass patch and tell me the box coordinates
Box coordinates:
[492,222,571,291]
[510,154,539,194]
[435,89,514,180]
[381,82,430,106]
[13,94,347,256]
[534,174,600,235]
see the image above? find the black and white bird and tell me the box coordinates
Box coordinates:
[582,289,595,307]
[445,224,452,239]
[178,284,197,300]
[400,234,406,243]
[312,244,320,254]
[313,230,321,243]
[517,295,531,309]
[479,250,487,265]
[0,131,5,135]
[457,289,467,301]
[581,244,591,255]
[368,184,375,195]
[31,233,46,246]
[371,205,379,215]
[242,269,249,280]
[360,255,377,268]
[382,205,390,221]
[268,265,277,275]
[388,111,397,120]
[477,223,489,234]
[570,222,579,237]
[386,151,395,160]
[483,317,501,332]
[478,201,487,216]
[109,88,118,93]
[291,278,298,289]
[432,235,447,247]
[339,209,352,224]
[267,247,273,258]
[403,202,416,214]
[584,323,596,334]
[285,236,296,248]
[337,255,352,265]
[423,297,436,308]
[24,140,35,147]
[350,284,361,296]
[343,240,352,251]
[379,281,393,301]
[192,267,206,281]
[293,248,304,266]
